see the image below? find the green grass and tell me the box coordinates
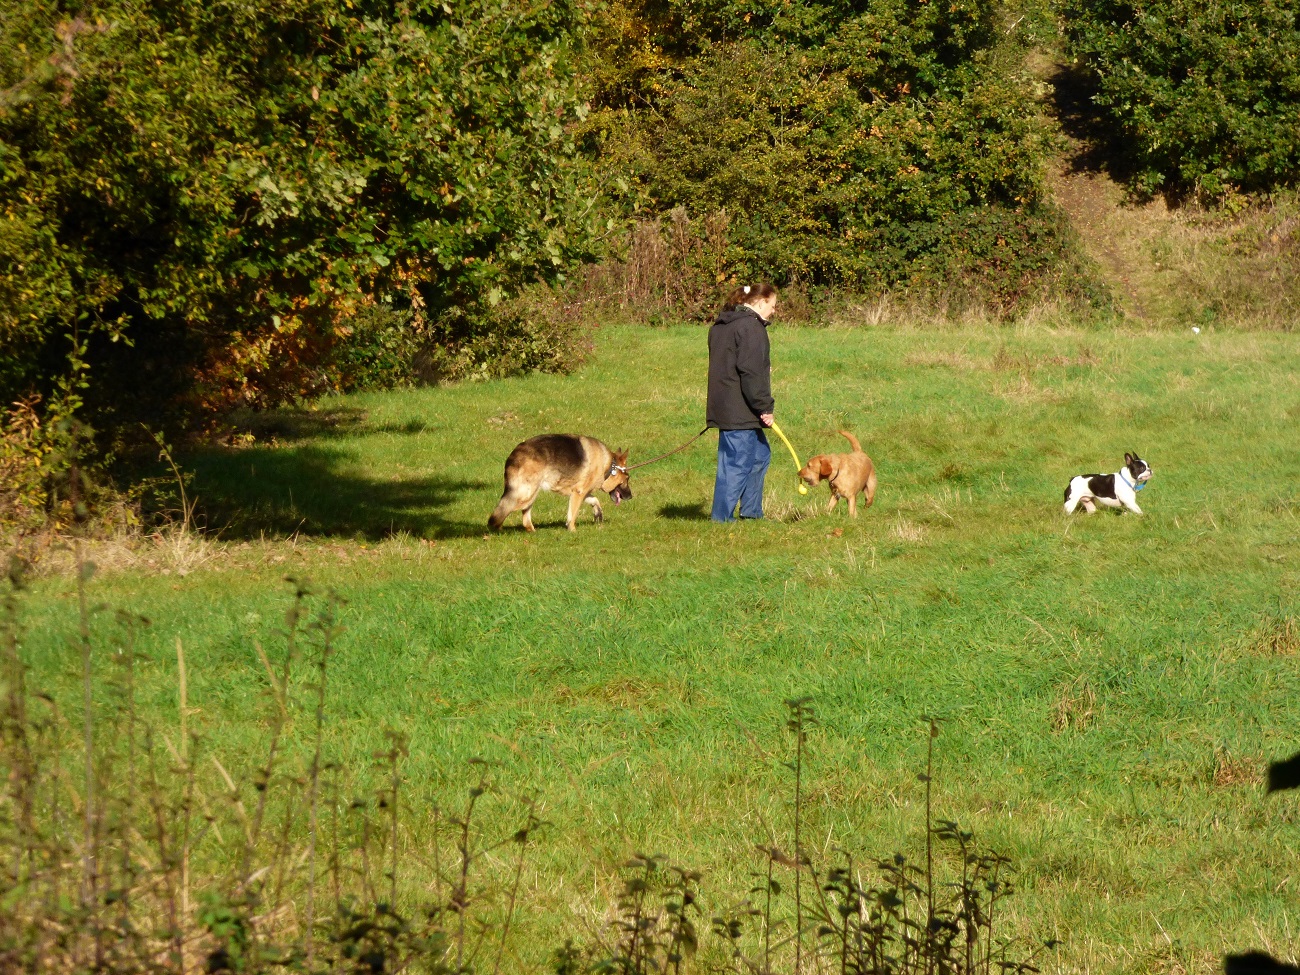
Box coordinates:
[20,322,1300,973]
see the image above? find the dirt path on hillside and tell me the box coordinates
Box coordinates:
[1032,54,1300,332]
[1047,166,1156,320]
[1035,54,1187,325]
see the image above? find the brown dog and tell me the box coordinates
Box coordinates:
[488,434,631,533]
[798,431,877,517]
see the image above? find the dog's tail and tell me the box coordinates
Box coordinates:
[489,484,519,530]
[838,430,862,453]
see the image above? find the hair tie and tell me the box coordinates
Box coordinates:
[743,285,751,294]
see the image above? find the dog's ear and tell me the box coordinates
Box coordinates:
[1124,452,1134,465]
[819,457,833,478]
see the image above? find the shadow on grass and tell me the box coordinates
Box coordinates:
[229,406,439,443]
[658,502,710,521]
[233,407,370,442]
[187,443,494,541]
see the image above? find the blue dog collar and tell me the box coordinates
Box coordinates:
[1121,470,1147,492]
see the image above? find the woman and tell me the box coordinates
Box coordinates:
[706,283,779,522]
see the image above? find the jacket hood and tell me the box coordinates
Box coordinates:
[715,306,766,326]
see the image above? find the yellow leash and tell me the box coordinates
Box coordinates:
[768,421,809,494]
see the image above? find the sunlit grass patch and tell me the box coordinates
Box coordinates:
[15,322,1300,974]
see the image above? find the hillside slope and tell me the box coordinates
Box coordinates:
[1040,54,1300,331]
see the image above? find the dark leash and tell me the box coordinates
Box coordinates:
[624,426,711,472]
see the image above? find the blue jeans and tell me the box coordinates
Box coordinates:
[712,429,771,522]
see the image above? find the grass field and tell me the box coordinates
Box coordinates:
[19,321,1300,973]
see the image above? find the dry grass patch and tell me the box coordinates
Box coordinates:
[11,529,436,581]
[905,343,1102,378]
[16,525,216,578]
[890,515,925,543]
[1211,747,1264,788]
[904,348,980,370]
[992,375,1064,405]
[1047,155,1300,331]
[922,485,971,524]
[825,296,1085,332]
[1051,676,1097,733]
[1249,614,1300,656]
[991,344,1101,373]
[764,493,820,524]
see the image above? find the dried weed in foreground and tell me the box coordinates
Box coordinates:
[0,563,544,975]
[0,565,1054,974]
[565,706,1057,975]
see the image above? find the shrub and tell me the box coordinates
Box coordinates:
[1064,0,1300,197]
[570,207,735,321]
[0,0,607,442]
[0,399,46,532]
[421,286,595,382]
[582,0,1102,310]
[326,306,423,394]
[0,403,123,536]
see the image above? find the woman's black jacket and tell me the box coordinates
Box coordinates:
[706,306,773,430]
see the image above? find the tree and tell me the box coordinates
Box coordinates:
[580,0,1092,305]
[0,0,606,438]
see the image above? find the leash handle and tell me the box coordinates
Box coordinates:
[625,427,711,471]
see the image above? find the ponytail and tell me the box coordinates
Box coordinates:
[722,282,778,312]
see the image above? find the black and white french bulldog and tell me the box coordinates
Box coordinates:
[1063,452,1152,515]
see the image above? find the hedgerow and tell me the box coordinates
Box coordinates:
[1,0,1111,492]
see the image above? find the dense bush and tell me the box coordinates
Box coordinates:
[583,0,1097,307]
[0,0,607,441]
[1064,0,1300,197]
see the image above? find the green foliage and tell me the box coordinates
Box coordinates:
[0,400,47,531]
[0,0,606,437]
[422,286,595,382]
[586,0,1095,307]
[1064,0,1300,197]
[327,306,423,394]
[0,0,1114,450]
[313,291,592,395]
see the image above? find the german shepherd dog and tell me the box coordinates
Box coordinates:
[488,434,632,533]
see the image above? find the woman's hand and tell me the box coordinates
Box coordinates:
[760,413,774,427]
